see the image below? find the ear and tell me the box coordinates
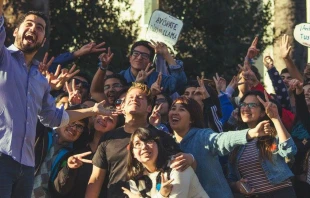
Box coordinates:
[146,104,152,113]
[13,28,18,37]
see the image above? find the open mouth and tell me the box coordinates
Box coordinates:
[24,33,36,44]
[170,117,180,124]
[66,129,77,137]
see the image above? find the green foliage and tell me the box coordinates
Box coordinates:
[49,0,139,76]
[160,0,273,80]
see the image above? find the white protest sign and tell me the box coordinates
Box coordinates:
[145,10,183,47]
[294,23,310,47]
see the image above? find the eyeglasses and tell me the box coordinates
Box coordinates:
[239,102,260,109]
[133,140,155,149]
[115,98,123,106]
[155,98,167,105]
[132,50,150,60]
[103,83,123,91]
[70,78,90,88]
[67,122,85,133]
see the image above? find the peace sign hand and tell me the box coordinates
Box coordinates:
[67,151,92,169]
[66,79,82,105]
[159,173,174,197]
[195,76,210,99]
[151,72,163,96]
[98,47,114,69]
[46,64,80,90]
[149,103,163,127]
[39,52,54,75]
[257,91,279,120]
[213,73,226,94]
[135,63,154,83]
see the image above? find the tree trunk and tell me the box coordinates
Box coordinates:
[273,0,307,72]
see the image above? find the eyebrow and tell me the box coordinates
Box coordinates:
[25,19,45,30]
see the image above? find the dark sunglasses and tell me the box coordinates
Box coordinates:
[155,98,167,105]
[70,78,90,88]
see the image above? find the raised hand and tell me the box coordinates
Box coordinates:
[195,76,210,99]
[46,64,80,90]
[122,187,141,198]
[149,104,163,127]
[92,100,122,116]
[98,47,114,69]
[280,34,292,59]
[66,79,82,105]
[289,79,304,95]
[148,40,169,55]
[73,41,106,57]
[159,173,174,197]
[263,55,274,70]
[67,151,92,169]
[213,73,226,94]
[257,91,279,120]
[150,72,163,96]
[228,75,243,90]
[135,63,154,83]
[39,52,54,75]
[246,36,260,59]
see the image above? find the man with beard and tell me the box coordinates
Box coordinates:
[91,73,127,106]
[0,6,120,198]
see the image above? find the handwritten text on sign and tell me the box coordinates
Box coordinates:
[294,23,310,47]
[146,10,183,46]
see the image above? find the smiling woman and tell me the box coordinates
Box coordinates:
[123,127,209,198]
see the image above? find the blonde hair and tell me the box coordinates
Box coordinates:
[127,82,153,105]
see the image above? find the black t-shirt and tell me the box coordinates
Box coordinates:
[92,125,180,198]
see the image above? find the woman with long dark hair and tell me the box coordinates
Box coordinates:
[123,127,209,198]
[168,96,272,198]
[227,90,297,197]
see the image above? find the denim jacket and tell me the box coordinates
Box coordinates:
[179,127,250,198]
[227,137,297,185]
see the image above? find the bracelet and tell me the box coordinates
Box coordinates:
[98,61,108,71]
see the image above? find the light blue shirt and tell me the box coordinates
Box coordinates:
[0,16,63,167]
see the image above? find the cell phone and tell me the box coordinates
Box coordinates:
[240,182,252,193]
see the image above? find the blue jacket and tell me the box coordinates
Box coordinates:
[227,137,296,185]
[179,127,249,198]
[119,64,187,95]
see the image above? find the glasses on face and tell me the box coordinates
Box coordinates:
[104,83,123,91]
[70,78,90,88]
[155,98,167,105]
[115,98,123,106]
[131,50,150,60]
[133,140,155,149]
[67,122,85,133]
[239,102,260,109]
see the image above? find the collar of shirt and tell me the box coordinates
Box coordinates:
[7,44,40,66]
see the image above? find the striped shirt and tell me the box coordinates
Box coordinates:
[238,139,291,193]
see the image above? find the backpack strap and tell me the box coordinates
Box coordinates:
[50,147,71,182]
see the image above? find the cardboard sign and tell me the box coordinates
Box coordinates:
[294,23,310,47]
[145,10,183,46]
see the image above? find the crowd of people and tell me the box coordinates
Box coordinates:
[0,2,310,198]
